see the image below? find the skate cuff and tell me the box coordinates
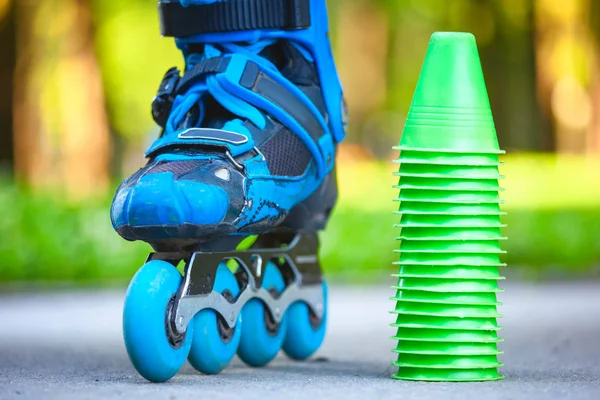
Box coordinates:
[158,0,311,38]
[148,53,334,178]
[219,54,333,178]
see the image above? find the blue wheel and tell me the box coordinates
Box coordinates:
[123,260,193,382]
[282,282,328,360]
[237,262,287,367]
[187,263,243,374]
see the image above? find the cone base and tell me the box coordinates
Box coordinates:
[392,349,503,356]
[392,372,504,382]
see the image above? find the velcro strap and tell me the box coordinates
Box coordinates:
[216,54,333,178]
[176,57,231,94]
[238,61,323,147]
[158,0,311,38]
[146,125,256,158]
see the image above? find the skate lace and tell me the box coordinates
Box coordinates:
[164,40,276,137]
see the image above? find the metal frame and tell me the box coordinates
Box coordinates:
[147,233,325,336]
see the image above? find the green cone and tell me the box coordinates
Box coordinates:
[391,32,505,382]
[394,265,503,280]
[392,301,501,318]
[398,226,505,241]
[395,150,502,166]
[392,278,501,293]
[396,181,502,193]
[395,252,504,266]
[395,353,502,369]
[397,213,505,228]
[397,201,503,215]
[393,340,502,355]
[395,176,502,192]
[392,327,501,342]
[392,315,501,331]
[392,289,499,305]
[397,163,502,179]
[398,239,504,253]
[393,367,503,382]
[396,189,502,204]
[395,32,503,154]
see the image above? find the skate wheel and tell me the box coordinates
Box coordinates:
[123,260,193,383]
[237,262,287,367]
[187,263,243,374]
[282,282,328,360]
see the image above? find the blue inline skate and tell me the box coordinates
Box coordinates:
[111,0,347,383]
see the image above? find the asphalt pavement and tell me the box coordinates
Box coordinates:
[1,281,599,400]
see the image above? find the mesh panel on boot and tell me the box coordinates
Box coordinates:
[260,128,311,177]
[149,160,207,179]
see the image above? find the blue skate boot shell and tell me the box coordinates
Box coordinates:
[110,0,347,248]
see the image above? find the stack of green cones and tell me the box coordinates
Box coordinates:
[390,32,505,382]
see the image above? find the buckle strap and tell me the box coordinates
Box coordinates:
[177,57,231,94]
[158,0,311,38]
[152,57,231,128]
[152,67,181,128]
[216,54,333,178]
[148,53,334,179]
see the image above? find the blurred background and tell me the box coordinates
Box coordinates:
[1,0,600,286]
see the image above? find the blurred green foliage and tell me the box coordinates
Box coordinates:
[92,0,181,139]
[2,154,599,284]
[1,0,599,284]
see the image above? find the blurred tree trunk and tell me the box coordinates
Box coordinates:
[588,0,600,153]
[0,0,15,170]
[535,0,593,153]
[13,0,110,199]
[336,0,389,153]
[479,0,550,152]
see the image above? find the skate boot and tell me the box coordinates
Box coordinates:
[112,0,347,382]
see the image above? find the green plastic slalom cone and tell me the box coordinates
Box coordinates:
[396,188,503,204]
[393,277,501,293]
[396,163,502,179]
[398,239,504,253]
[393,340,502,355]
[394,150,502,166]
[397,201,503,215]
[395,32,503,154]
[398,226,505,241]
[394,353,502,370]
[395,264,503,280]
[398,228,504,242]
[395,176,502,192]
[390,32,505,382]
[395,252,504,266]
[392,289,499,305]
[392,327,501,342]
[397,213,505,228]
[392,300,501,318]
[392,314,501,331]
[393,290,499,305]
[393,367,503,382]
[396,253,504,266]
